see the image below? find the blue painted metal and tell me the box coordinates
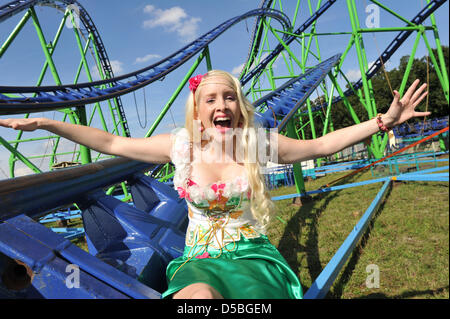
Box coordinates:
[39,208,82,224]
[391,116,449,149]
[390,164,449,182]
[253,54,341,130]
[303,179,392,299]
[271,162,448,202]
[265,151,448,188]
[0,214,160,298]
[264,163,318,189]
[50,227,85,240]
[391,158,447,166]
[0,157,153,221]
[394,173,448,182]
[0,157,189,297]
[271,176,390,201]
[79,185,186,293]
[129,172,188,231]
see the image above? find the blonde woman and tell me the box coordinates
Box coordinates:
[0,70,429,299]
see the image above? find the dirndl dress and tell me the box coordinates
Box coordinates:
[161,128,303,299]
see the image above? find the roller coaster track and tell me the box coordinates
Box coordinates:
[338,0,446,99]
[0,0,446,120]
[240,0,446,107]
[254,53,341,130]
[245,1,447,131]
[0,1,292,114]
[240,0,337,86]
[0,0,133,135]
[239,0,274,79]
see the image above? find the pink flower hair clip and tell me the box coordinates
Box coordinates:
[188,73,206,94]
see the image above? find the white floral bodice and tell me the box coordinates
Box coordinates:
[170,128,262,249]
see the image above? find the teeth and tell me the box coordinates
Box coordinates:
[214,117,230,122]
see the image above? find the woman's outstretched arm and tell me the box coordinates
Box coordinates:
[277,79,430,164]
[0,117,172,164]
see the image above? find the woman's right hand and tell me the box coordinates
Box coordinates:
[0,117,41,132]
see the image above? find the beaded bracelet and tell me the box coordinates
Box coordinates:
[375,113,390,132]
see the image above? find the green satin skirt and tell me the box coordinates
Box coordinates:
[161,235,303,299]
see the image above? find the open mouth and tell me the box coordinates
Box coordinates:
[213,117,232,130]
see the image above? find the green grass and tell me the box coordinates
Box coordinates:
[266,155,449,299]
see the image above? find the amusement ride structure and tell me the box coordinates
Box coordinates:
[0,0,448,298]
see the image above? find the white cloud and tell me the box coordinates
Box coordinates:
[344,60,390,82]
[90,59,124,80]
[109,60,124,75]
[345,69,363,82]
[344,61,376,82]
[14,166,34,177]
[134,53,161,64]
[142,5,201,43]
[271,53,284,69]
[143,6,187,27]
[143,4,155,14]
[89,66,101,81]
[231,63,245,76]
[177,17,201,40]
[232,53,274,76]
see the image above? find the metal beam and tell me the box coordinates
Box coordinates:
[0,157,153,221]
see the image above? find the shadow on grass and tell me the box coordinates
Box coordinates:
[354,285,449,299]
[276,173,363,294]
[326,181,393,298]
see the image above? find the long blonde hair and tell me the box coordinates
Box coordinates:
[184,70,274,232]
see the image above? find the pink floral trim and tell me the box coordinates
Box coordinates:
[182,178,248,205]
[187,179,197,187]
[211,183,226,200]
[171,128,250,206]
[177,186,191,202]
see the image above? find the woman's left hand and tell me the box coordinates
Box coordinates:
[383,79,430,128]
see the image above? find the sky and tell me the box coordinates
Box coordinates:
[0,0,448,177]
